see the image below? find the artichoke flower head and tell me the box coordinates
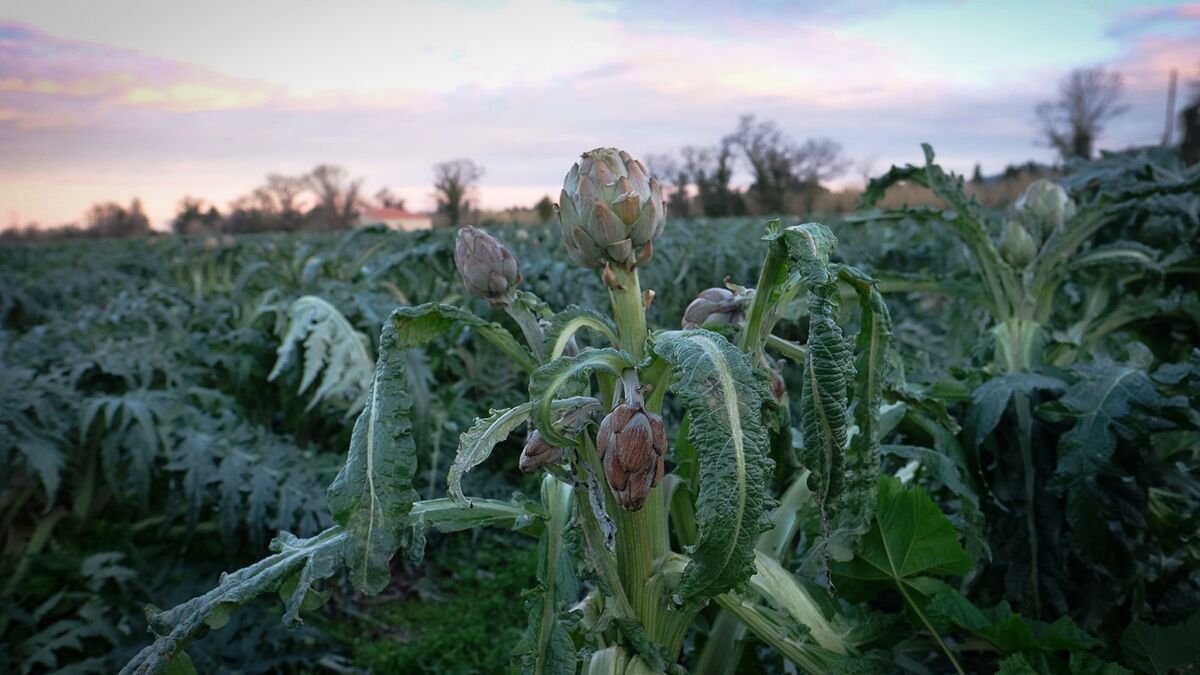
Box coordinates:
[1014,178,1076,245]
[556,148,666,270]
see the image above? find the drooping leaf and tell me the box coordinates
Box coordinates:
[528,348,635,448]
[120,527,347,675]
[447,403,532,506]
[326,313,420,594]
[542,305,619,360]
[650,329,773,606]
[783,224,853,517]
[391,302,537,372]
[268,295,373,414]
[826,265,893,561]
[1120,611,1200,675]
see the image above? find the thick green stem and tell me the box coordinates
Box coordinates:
[505,302,547,364]
[1014,391,1042,617]
[606,264,670,644]
[739,235,789,357]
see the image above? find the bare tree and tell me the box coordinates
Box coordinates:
[682,142,743,218]
[433,159,484,227]
[642,152,690,217]
[1035,66,1128,161]
[306,164,362,230]
[730,115,797,214]
[86,199,151,238]
[374,187,406,211]
[792,137,849,213]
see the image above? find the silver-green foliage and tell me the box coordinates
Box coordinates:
[650,329,773,606]
[269,295,373,414]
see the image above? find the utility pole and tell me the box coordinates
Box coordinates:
[1163,69,1178,145]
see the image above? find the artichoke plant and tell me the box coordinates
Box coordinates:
[556,148,665,271]
[1013,178,1075,244]
[682,287,747,329]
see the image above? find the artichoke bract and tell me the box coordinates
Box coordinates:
[597,402,667,511]
[454,226,522,305]
[556,148,666,270]
[682,287,746,329]
[1014,179,1076,245]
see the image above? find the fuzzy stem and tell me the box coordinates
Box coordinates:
[739,233,789,357]
[505,303,546,364]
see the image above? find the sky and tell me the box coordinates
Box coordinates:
[1,0,1198,230]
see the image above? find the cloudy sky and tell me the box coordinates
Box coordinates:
[1,0,1197,229]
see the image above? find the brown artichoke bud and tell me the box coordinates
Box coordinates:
[596,402,667,511]
[519,430,563,473]
[454,226,521,305]
[556,148,666,270]
[682,287,746,329]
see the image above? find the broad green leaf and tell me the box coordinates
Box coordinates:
[392,302,537,372]
[161,652,197,675]
[447,403,532,506]
[968,373,1066,446]
[528,348,634,448]
[120,527,347,675]
[542,305,619,360]
[650,329,773,606]
[268,295,373,414]
[1120,611,1200,675]
[827,265,893,561]
[927,588,1099,653]
[327,314,420,594]
[783,224,852,517]
[833,476,971,585]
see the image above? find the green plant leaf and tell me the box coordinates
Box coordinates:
[1120,611,1200,675]
[650,329,773,606]
[826,265,893,561]
[833,475,972,585]
[392,302,538,372]
[447,403,532,506]
[968,373,1066,446]
[326,313,420,594]
[528,348,635,448]
[517,475,579,675]
[782,224,853,519]
[268,295,374,414]
[543,305,619,360]
[927,588,1099,653]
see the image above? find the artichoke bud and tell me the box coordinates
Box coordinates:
[1014,179,1075,244]
[557,148,666,270]
[682,287,747,329]
[998,219,1038,269]
[454,226,522,305]
[518,430,563,473]
[596,402,667,511]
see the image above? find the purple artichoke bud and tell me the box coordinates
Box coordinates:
[454,226,522,305]
[556,148,666,270]
[682,288,746,329]
[519,430,563,473]
[596,402,667,511]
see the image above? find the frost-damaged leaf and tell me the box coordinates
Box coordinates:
[542,305,619,360]
[826,265,893,561]
[650,329,773,606]
[783,224,853,522]
[327,314,420,594]
[119,527,346,675]
[447,398,599,506]
[448,403,532,506]
[392,302,538,372]
[268,296,373,414]
[529,348,635,448]
[517,475,578,675]
[968,373,1066,446]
